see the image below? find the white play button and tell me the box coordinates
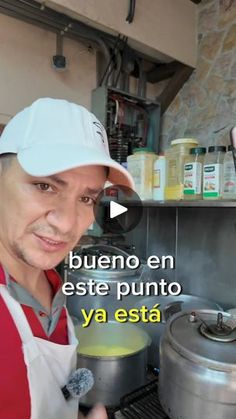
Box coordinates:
[110,201,128,219]
[94,185,143,234]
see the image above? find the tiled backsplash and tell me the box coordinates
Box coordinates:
[125,206,236,309]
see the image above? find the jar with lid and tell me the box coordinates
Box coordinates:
[203,145,226,199]
[165,138,199,200]
[223,145,236,199]
[127,148,156,200]
[183,147,206,200]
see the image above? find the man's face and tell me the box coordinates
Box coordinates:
[0,158,107,270]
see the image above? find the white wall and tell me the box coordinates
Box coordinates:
[0,13,97,123]
[0,13,160,124]
[44,0,197,66]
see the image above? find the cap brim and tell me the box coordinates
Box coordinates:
[17,144,134,189]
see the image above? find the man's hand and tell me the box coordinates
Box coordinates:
[78,404,108,419]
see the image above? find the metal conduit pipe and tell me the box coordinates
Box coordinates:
[104,38,124,88]
[0,5,64,32]
[112,50,122,87]
[0,0,111,83]
[0,0,163,78]
[1,0,68,27]
[0,0,163,90]
[0,5,92,53]
[0,0,166,92]
[98,37,124,87]
[137,59,147,98]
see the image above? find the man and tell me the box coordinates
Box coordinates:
[0,98,134,419]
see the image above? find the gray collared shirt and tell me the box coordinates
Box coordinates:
[5,273,66,336]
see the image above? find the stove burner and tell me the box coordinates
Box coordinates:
[120,379,168,419]
[80,378,169,419]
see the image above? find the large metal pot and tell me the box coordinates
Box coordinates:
[159,309,236,419]
[75,321,150,407]
[134,295,222,367]
[67,244,143,320]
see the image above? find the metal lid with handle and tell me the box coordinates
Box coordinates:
[165,309,236,370]
[199,312,236,342]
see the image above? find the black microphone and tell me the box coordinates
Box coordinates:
[62,368,94,400]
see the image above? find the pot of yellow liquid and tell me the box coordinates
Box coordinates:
[76,321,151,407]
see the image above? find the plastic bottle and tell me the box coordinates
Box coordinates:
[165,138,199,200]
[183,147,206,200]
[203,146,226,199]
[127,148,156,200]
[153,154,166,200]
[223,145,236,199]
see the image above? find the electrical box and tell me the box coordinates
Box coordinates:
[91,86,161,164]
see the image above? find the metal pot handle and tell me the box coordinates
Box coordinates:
[162,301,184,323]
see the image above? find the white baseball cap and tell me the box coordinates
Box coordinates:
[0,98,134,189]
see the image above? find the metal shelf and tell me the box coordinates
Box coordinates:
[140,200,236,208]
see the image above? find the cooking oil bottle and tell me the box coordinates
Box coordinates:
[165,138,199,200]
[127,148,156,200]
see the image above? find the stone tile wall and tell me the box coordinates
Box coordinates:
[160,0,236,150]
